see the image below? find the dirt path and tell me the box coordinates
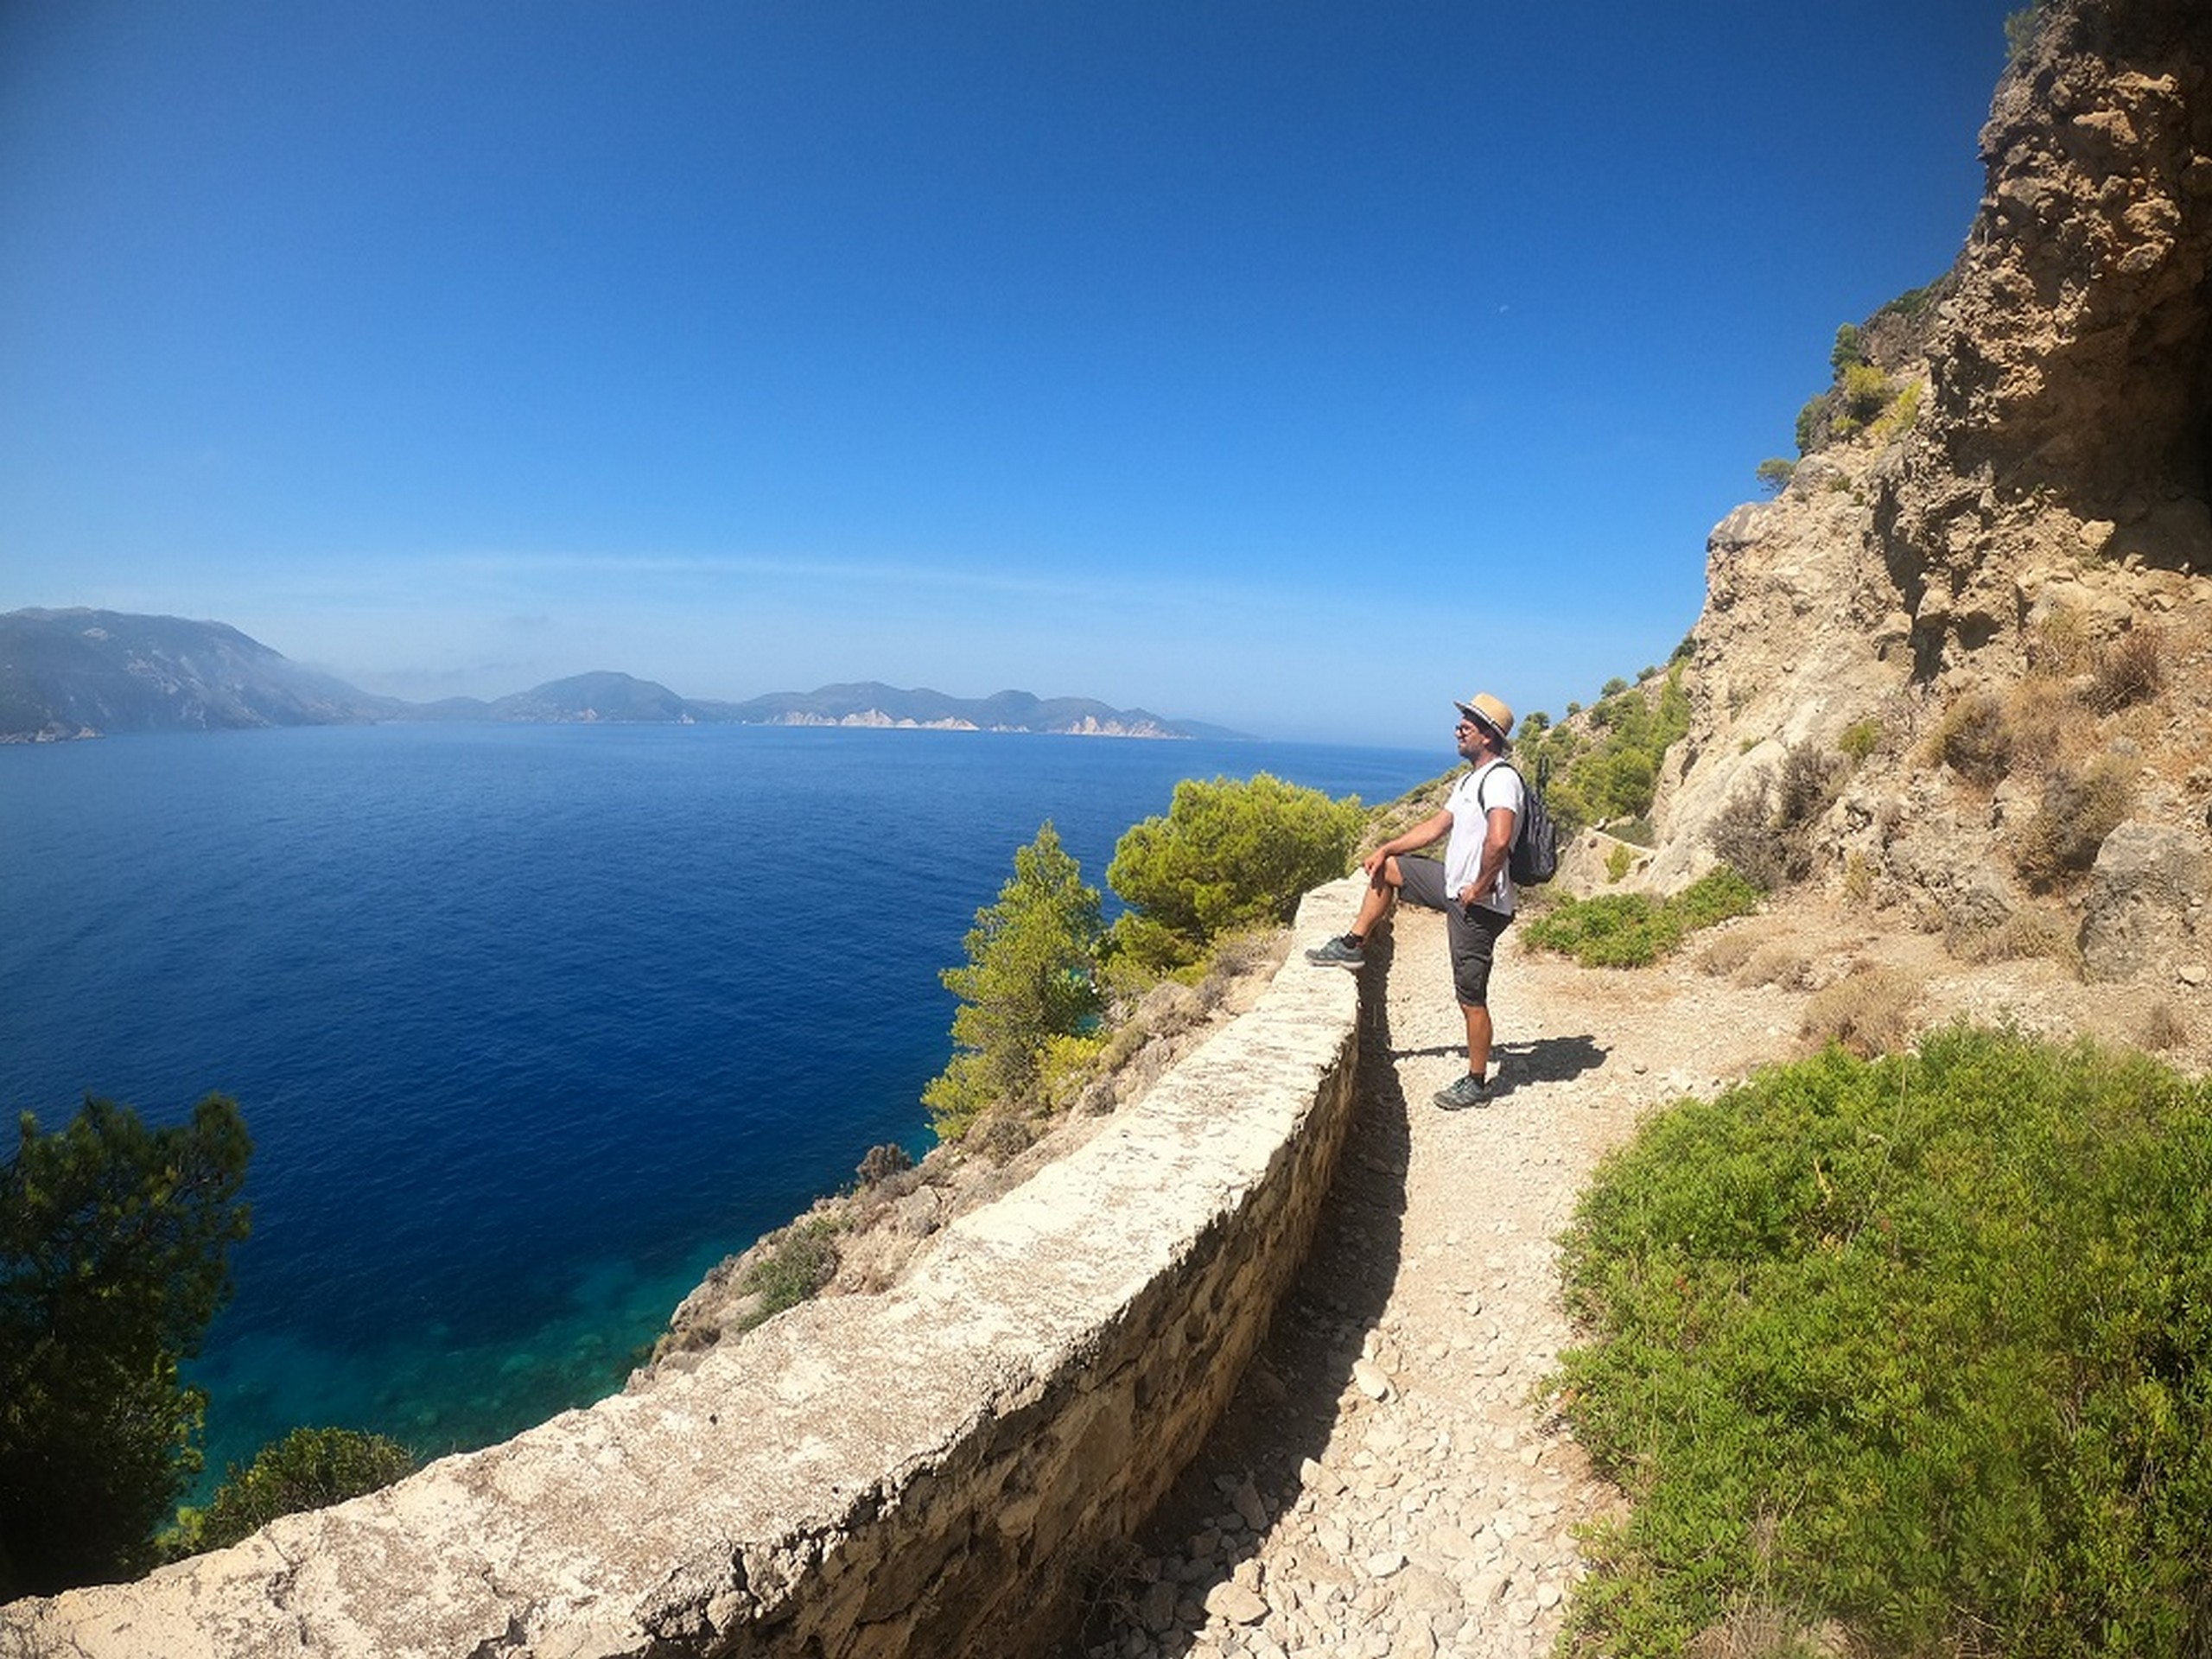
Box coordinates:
[1073,905,1818,1659]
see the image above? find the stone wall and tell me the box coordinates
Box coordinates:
[0,884,1368,1659]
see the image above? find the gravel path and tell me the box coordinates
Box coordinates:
[1074,905,1808,1659]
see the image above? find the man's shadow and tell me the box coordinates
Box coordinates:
[1073,930,1414,1653]
[1388,1033,1609,1093]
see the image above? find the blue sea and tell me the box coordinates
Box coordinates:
[0,722,1436,1489]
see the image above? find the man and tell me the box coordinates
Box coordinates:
[1306,692,1523,1110]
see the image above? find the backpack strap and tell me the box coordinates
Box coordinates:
[1474,761,1523,818]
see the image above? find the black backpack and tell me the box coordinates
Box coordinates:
[1483,760,1559,887]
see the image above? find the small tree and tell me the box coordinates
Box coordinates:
[189,1427,416,1554]
[925,823,1104,1140]
[1837,362,1893,430]
[1755,457,1796,495]
[1,1093,252,1596]
[1830,322,1866,378]
[1106,773,1363,974]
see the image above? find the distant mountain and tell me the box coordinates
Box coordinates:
[487,671,702,724]
[0,610,1254,741]
[701,680,1249,738]
[0,607,403,740]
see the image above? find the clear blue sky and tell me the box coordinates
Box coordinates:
[2,1,2016,747]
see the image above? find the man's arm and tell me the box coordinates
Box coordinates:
[1362,807,1452,879]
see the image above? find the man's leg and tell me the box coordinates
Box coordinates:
[1306,857,1408,966]
[1347,857,1406,939]
[1433,905,1507,1109]
[1461,1000,1493,1081]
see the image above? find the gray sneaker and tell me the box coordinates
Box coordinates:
[1432,1072,1491,1110]
[1304,934,1366,969]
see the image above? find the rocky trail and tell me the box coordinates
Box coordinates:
[1072,899,1969,1659]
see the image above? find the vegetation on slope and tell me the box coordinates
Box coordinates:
[1521,868,1761,969]
[1552,1027,2212,1658]
[925,772,1362,1145]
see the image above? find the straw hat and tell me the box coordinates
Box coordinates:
[1452,692,1515,746]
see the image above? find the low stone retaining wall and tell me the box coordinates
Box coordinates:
[1,883,1367,1659]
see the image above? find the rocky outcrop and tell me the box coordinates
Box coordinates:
[1649,0,2212,988]
[1878,0,2212,677]
[2081,820,2209,979]
[0,889,1367,1659]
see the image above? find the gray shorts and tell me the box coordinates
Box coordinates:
[1395,855,1510,1007]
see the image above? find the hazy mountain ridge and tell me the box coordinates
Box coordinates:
[0,609,1250,741]
[0,608,409,741]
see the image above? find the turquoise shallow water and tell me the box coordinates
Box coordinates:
[0,722,1438,1484]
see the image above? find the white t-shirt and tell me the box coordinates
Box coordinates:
[1443,759,1523,916]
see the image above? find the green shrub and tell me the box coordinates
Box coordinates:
[1668,868,1764,932]
[1795,398,1822,456]
[1828,323,1865,378]
[1868,377,1923,442]
[187,1427,416,1554]
[1552,1028,2212,1658]
[1035,1030,1109,1111]
[1105,773,1363,974]
[1522,868,1759,968]
[1605,844,1634,884]
[736,1216,842,1330]
[1754,457,1796,495]
[925,822,1105,1140]
[1837,718,1880,764]
[1876,282,1943,321]
[1834,362,1892,432]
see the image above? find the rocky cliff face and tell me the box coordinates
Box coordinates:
[1651,0,2211,996]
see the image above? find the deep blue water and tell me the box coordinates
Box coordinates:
[0,722,1437,1486]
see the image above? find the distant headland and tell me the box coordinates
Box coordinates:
[0,608,1254,743]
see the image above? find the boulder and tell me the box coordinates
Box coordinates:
[2079,822,2209,982]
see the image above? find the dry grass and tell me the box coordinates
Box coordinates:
[1697,927,1762,978]
[2083,626,2165,715]
[2015,755,2135,891]
[1945,906,2082,973]
[2031,602,2097,676]
[1688,1607,1850,1659]
[1924,690,2015,786]
[2144,1001,2190,1052]
[1840,851,1875,905]
[1800,964,1921,1058]
[1741,942,1817,991]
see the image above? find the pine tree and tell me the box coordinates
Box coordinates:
[924,823,1104,1140]
[0,1093,251,1595]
